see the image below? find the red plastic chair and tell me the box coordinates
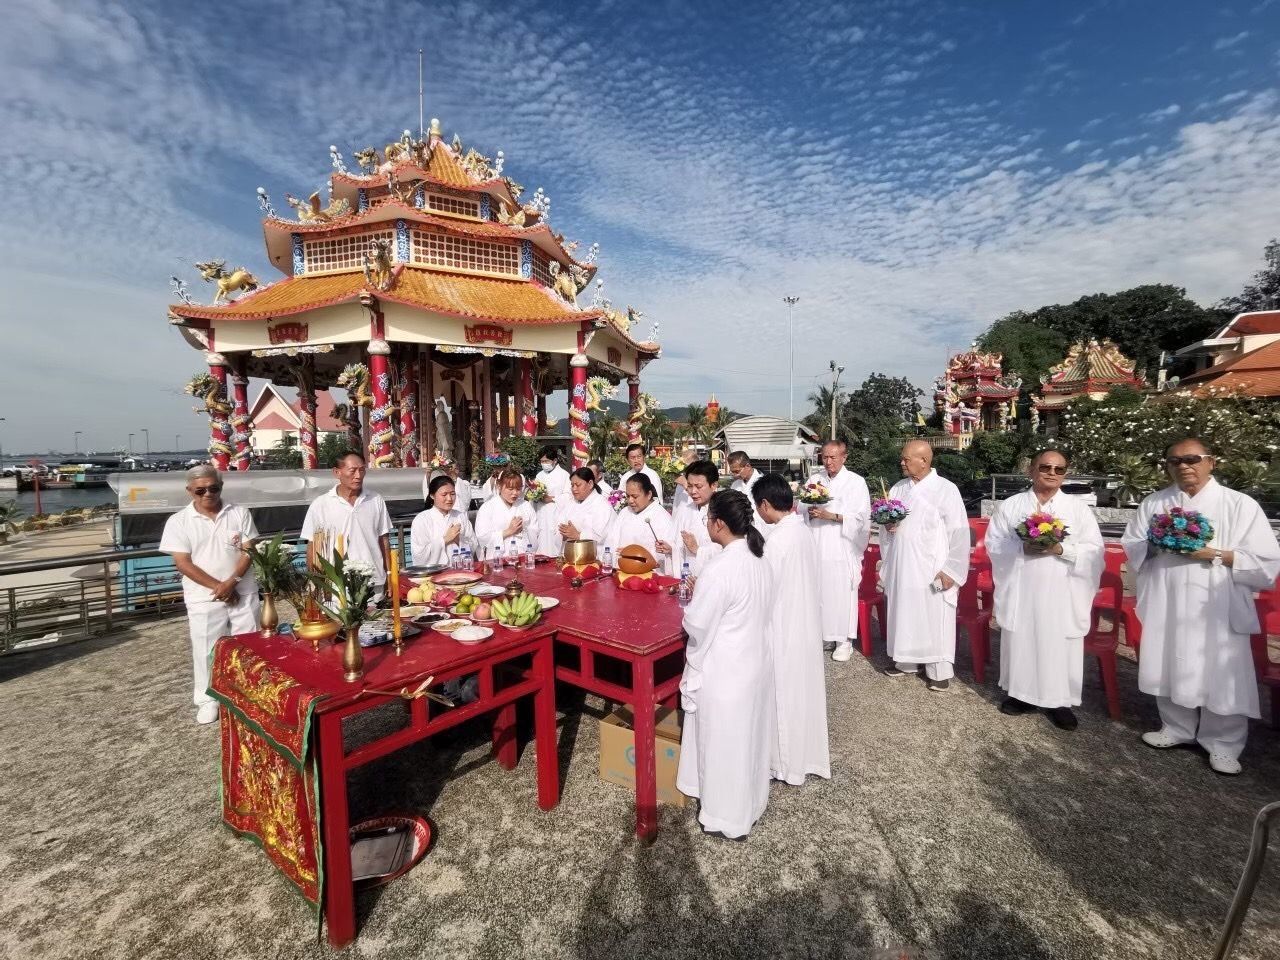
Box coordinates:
[957,557,993,683]
[1248,579,1280,728]
[1083,629,1123,721]
[1090,544,1143,654]
[970,519,994,608]
[857,544,885,658]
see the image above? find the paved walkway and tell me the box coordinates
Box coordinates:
[1,619,1278,960]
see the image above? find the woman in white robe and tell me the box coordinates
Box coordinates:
[410,476,478,567]
[532,447,572,557]
[1122,439,1280,773]
[474,468,539,561]
[606,473,677,575]
[752,474,830,784]
[556,468,616,547]
[987,450,1103,728]
[677,489,775,839]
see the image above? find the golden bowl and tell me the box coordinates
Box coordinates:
[293,618,342,648]
[561,539,597,566]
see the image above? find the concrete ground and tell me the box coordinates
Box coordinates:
[2,619,1279,960]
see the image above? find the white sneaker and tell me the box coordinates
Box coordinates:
[196,702,220,725]
[832,641,854,662]
[1141,728,1190,749]
[1209,753,1243,776]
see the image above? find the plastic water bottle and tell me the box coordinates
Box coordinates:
[450,546,461,570]
[507,538,519,567]
[601,546,614,577]
[677,560,691,606]
[461,547,472,571]
[524,542,536,570]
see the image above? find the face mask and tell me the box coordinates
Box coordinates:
[540,462,554,473]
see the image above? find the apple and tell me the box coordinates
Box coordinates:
[475,602,492,620]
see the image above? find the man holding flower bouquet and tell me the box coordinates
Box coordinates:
[1122,438,1280,775]
[987,450,1103,730]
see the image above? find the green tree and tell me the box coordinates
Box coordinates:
[316,433,350,468]
[0,499,21,543]
[262,434,303,470]
[802,386,841,442]
[962,431,1025,478]
[643,410,675,448]
[843,373,923,434]
[975,316,1069,387]
[1218,237,1280,313]
[588,411,625,460]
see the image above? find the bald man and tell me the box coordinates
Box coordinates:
[1123,437,1280,774]
[803,440,871,661]
[879,440,969,691]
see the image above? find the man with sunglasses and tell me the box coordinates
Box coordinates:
[1122,438,1280,774]
[986,449,1104,730]
[159,465,259,724]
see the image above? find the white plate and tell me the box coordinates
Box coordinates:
[536,596,560,611]
[430,619,470,635]
[452,625,493,644]
[466,584,506,598]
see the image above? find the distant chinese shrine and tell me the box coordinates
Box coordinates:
[933,350,1022,437]
[167,119,660,472]
[1032,338,1144,433]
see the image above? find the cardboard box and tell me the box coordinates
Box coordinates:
[598,706,686,807]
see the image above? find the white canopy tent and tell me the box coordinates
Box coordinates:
[717,416,820,476]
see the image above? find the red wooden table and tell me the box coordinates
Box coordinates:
[214,621,559,947]
[487,566,688,842]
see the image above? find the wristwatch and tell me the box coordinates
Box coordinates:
[1212,550,1224,568]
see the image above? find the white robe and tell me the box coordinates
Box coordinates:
[673,501,721,577]
[672,482,691,513]
[409,507,477,568]
[554,490,616,548]
[676,538,775,838]
[762,513,831,784]
[474,496,539,558]
[988,490,1103,708]
[620,465,664,502]
[423,473,474,511]
[1122,478,1280,719]
[606,500,677,576]
[532,465,572,556]
[731,469,765,528]
[802,467,871,644]
[881,469,970,665]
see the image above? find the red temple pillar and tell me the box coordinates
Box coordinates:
[518,359,537,437]
[205,353,233,471]
[627,376,642,444]
[569,353,589,468]
[398,352,419,468]
[229,362,252,472]
[367,339,393,467]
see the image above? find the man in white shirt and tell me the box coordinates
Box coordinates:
[804,441,872,662]
[728,450,766,529]
[159,465,259,725]
[301,451,393,596]
[619,443,663,503]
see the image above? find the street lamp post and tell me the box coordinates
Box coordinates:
[174,434,180,454]
[0,417,6,469]
[783,296,800,422]
[128,433,134,455]
[74,431,83,454]
[829,360,845,442]
[141,428,150,456]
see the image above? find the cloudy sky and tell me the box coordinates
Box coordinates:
[1,0,1278,454]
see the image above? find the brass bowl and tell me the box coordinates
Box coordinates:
[293,618,342,649]
[561,539,597,566]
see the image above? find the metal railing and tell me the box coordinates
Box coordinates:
[0,523,416,655]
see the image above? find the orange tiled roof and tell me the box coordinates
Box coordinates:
[426,145,473,188]
[170,266,604,326]
[1227,310,1280,337]
[1183,339,1280,397]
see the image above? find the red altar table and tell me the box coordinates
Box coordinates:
[210,622,559,948]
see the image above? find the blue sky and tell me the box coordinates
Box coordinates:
[1,0,1279,452]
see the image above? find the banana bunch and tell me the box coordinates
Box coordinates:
[493,592,541,627]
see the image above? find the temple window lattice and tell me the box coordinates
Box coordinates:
[303,229,396,273]
[424,192,482,220]
[410,227,520,277]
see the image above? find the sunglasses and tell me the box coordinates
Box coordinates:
[1035,465,1068,475]
[191,486,222,496]
[1166,455,1212,467]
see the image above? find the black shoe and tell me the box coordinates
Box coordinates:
[823,641,837,652]
[926,678,950,693]
[999,697,1037,715]
[884,665,912,677]
[1046,707,1078,731]
[702,827,747,842]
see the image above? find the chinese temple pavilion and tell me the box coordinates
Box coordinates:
[933,349,1022,435]
[1032,338,1144,432]
[167,120,660,472]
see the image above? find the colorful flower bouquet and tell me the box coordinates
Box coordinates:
[1147,507,1214,554]
[607,488,628,512]
[524,479,548,503]
[1016,512,1068,549]
[429,451,455,470]
[870,479,908,526]
[797,479,831,506]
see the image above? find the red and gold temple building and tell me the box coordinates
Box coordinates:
[168,120,660,472]
[1032,338,1145,432]
[933,350,1022,436]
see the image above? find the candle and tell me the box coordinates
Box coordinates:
[390,549,403,648]
[336,533,345,558]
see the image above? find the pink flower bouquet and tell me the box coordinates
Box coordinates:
[1016,512,1067,548]
[1147,507,1214,553]
[798,479,831,506]
[607,488,627,512]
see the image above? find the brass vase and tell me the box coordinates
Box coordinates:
[259,593,279,637]
[342,625,364,683]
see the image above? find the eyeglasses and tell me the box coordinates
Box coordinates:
[1166,454,1212,466]
[191,486,222,496]
[1035,465,1068,475]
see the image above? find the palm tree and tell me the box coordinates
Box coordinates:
[683,404,708,447]
[0,499,21,544]
[643,410,675,449]
[588,411,624,460]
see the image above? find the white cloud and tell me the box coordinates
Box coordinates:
[1140,103,1182,123]
[1213,31,1250,51]
[1063,140,1083,154]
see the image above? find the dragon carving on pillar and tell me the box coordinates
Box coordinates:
[334,363,372,453]
[185,372,234,462]
[629,392,655,445]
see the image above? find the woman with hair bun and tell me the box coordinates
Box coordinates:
[410,475,477,567]
[676,489,774,840]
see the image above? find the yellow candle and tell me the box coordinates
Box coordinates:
[390,549,402,642]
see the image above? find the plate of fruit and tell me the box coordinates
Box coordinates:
[492,592,543,630]
[429,588,461,610]
[450,593,496,622]
[431,570,483,587]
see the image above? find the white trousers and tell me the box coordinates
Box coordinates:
[1157,697,1249,761]
[186,596,260,706]
[897,660,954,681]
